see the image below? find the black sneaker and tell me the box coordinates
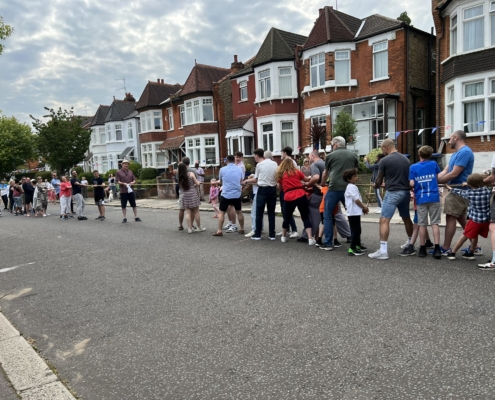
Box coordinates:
[447,252,456,261]
[462,251,475,260]
[95,216,102,220]
[296,237,309,243]
[100,216,106,221]
[333,239,342,248]
[432,247,442,259]
[135,217,142,222]
[319,244,333,251]
[77,216,88,220]
[418,247,427,258]
[315,238,323,247]
[399,244,416,256]
[357,245,367,251]
[348,248,364,256]
[425,240,434,249]
[122,218,127,223]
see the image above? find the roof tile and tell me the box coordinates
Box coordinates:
[136,81,182,110]
[180,64,231,96]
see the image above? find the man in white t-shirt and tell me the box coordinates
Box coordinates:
[243,149,278,240]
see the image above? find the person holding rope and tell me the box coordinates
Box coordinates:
[116,159,141,223]
[437,130,474,257]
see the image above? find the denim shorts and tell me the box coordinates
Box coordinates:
[381,190,411,219]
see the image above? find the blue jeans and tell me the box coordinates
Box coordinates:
[323,190,346,246]
[381,190,410,219]
[280,191,297,232]
[255,186,277,237]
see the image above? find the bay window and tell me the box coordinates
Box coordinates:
[335,51,350,85]
[373,41,388,80]
[447,87,455,128]
[99,127,105,144]
[153,111,161,130]
[107,125,112,141]
[128,122,133,139]
[184,97,214,125]
[463,5,484,52]
[202,99,213,121]
[140,110,162,133]
[115,124,122,141]
[168,108,174,130]
[179,105,185,127]
[310,53,325,88]
[186,136,219,165]
[279,67,292,97]
[451,14,458,55]
[259,70,271,100]
[491,1,495,45]
[490,79,495,131]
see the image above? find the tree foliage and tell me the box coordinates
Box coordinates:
[397,11,412,26]
[31,107,91,175]
[0,115,35,176]
[307,119,327,150]
[0,15,14,56]
[332,111,357,145]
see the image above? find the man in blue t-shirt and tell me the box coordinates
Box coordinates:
[437,130,474,255]
[409,145,442,258]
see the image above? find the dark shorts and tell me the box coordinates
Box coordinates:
[219,196,242,212]
[120,192,136,209]
[94,193,105,205]
[491,194,495,223]
[25,194,33,204]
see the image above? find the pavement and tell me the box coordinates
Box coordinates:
[0,200,491,399]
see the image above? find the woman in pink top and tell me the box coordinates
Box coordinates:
[275,158,316,245]
[209,179,220,217]
[59,176,72,220]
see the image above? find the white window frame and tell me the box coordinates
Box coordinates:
[115,124,123,141]
[107,124,112,141]
[463,80,485,133]
[447,86,455,128]
[451,13,458,56]
[310,53,325,88]
[239,81,248,101]
[259,70,271,100]
[179,105,185,128]
[99,127,105,144]
[261,123,274,152]
[278,67,292,97]
[491,1,495,46]
[202,98,214,122]
[140,110,162,133]
[463,4,485,52]
[334,50,350,85]
[183,97,214,125]
[128,122,133,139]
[490,79,495,131]
[372,41,389,80]
[167,108,174,130]
[280,121,294,149]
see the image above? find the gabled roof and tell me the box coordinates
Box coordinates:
[302,7,404,50]
[136,81,182,110]
[226,114,253,131]
[230,56,256,79]
[180,63,231,96]
[356,14,403,40]
[105,100,136,123]
[90,105,110,127]
[253,28,307,67]
[80,116,93,129]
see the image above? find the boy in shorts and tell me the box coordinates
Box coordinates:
[408,146,442,259]
[446,173,491,261]
[92,170,106,221]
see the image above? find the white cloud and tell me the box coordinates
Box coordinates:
[0,0,434,125]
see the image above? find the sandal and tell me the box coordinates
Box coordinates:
[178,226,184,230]
[212,232,223,236]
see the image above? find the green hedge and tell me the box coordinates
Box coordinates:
[140,168,158,180]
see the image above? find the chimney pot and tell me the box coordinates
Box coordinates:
[234,55,238,63]
[157,79,160,83]
[161,79,164,84]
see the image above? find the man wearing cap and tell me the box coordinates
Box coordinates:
[116,159,141,223]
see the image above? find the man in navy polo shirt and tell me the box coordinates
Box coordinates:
[213,155,245,236]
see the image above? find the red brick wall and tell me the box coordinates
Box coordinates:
[183,122,219,137]
[231,76,256,118]
[256,100,299,118]
[140,132,167,143]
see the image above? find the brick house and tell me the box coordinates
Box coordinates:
[299,7,436,162]
[432,0,495,171]
[159,62,230,168]
[228,28,307,161]
[135,80,181,171]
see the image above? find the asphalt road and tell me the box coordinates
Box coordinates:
[1,206,495,399]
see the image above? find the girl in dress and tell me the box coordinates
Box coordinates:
[209,179,220,218]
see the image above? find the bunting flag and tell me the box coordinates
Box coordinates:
[395,132,401,139]
[417,129,424,136]
[478,120,486,125]
[404,130,412,134]
[385,132,390,137]
[373,134,380,137]
[445,125,451,130]
[431,127,437,134]
[463,123,470,127]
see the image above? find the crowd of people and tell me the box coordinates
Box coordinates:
[3,130,495,270]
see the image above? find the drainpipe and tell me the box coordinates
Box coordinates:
[436,9,445,152]
[405,24,409,156]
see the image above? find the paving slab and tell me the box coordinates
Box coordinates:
[0,336,57,392]
[21,381,74,400]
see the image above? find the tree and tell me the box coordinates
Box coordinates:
[0,115,36,176]
[307,119,327,150]
[31,107,91,174]
[332,111,357,145]
[0,15,14,56]
[397,11,412,26]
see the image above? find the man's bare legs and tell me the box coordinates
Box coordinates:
[442,214,467,249]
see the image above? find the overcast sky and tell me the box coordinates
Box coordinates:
[0,0,434,127]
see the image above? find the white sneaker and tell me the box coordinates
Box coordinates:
[226,226,238,233]
[374,208,381,214]
[400,240,409,249]
[281,236,287,243]
[308,238,316,246]
[276,231,283,236]
[196,226,206,232]
[188,228,195,234]
[223,223,233,230]
[368,249,389,259]
[290,231,299,239]
[245,231,255,237]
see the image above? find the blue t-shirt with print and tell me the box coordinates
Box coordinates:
[447,146,474,185]
[409,160,441,205]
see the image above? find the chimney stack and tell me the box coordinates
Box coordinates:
[230,54,244,74]
[124,93,136,102]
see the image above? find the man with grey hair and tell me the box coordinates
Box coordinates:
[319,136,359,251]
